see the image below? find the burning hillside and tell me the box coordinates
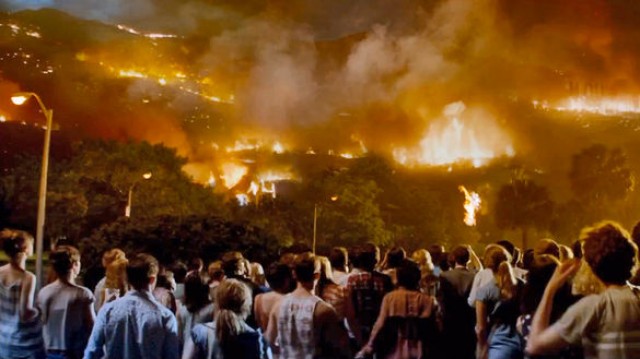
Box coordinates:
[2,0,640,197]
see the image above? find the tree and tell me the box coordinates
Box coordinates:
[569,144,634,207]
[494,178,554,249]
[80,215,280,275]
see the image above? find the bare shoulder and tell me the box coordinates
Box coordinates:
[315,300,338,321]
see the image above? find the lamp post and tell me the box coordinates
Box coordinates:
[125,172,152,217]
[312,195,338,254]
[11,92,53,290]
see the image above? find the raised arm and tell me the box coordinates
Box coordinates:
[526,260,579,356]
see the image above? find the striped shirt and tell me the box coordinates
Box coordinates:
[552,285,640,359]
[0,280,44,358]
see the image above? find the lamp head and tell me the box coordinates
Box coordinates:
[142,172,152,180]
[11,92,33,106]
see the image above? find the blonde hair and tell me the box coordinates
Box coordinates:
[215,279,252,344]
[412,249,435,272]
[317,256,334,282]
[485,244,517,300]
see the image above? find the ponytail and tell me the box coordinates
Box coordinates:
[212,279,252,351]
[496,261,517,300]
[215,308,244,343]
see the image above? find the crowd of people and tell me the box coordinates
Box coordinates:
[1,219,640,359]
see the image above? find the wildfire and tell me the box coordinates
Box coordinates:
[538,96,640,115]
[393,102,514,168]
[115,24,178,39]
[272,142,285,154]
[459,186,481,226]
[220,162,248,189]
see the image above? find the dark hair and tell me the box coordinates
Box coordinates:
[329,247,348,270]
[50,245,80,277]
[222,251,244,277]
[1,229,33,259]
[397,259,421,291]
[451,246,470,266]
[522,249,535,270]
[387,247,406,268]
[266,263,293,293]
[126,253,159,290]
[521,255,559,314]
[582,221,637,285]
[571,239,583,259]
[293,252,318,283]
[188,257,204,272]
[171,261,188,283]
[184,274,211,313]
[428,244,444,264]
[353,243,378,272]
[156,269,175,290]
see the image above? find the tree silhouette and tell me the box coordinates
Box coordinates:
[494,178,554,249]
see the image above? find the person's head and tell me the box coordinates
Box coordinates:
[521,254,560,314]
[214,279,252,346]
[292,252,320,286]
[397,259,422,291]
[486,245,517,300]
[317,256,334,282]
[1,229,34,261]
[411,249,434,271]
[353,243,378,272]
[386,247,406,269]
[222,251,245,277]
[451,246,470,267]
[483,244,511,273]
[50,245,81,280]
[428,244,445,266]
[188,257,204,273]
[249,262,265,286]
[522,249,535,270]
[534,238,560,259]
[581,221,637,285]
[171,261,188,284]
[496,240,520,265]
[102,248,126,268]
[156,268,176,291]
[329,247,348,272]
[208,260,225,282]
[266,262,293,294]
[184,273,211,313]
[126,253,159,291]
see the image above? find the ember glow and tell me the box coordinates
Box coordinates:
[540,96,640,116]
[459,186,481,227]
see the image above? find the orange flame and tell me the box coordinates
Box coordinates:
[220,162,248,188]
[393,102,514,168]
[459,185,481,226]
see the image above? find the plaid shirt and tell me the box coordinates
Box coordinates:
[346,270,393,338]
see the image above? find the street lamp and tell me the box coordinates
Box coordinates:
[125,172,152,217]
[11,92,53,290]
[312,195,338,254]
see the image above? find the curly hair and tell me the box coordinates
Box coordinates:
[581,221,637,285]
